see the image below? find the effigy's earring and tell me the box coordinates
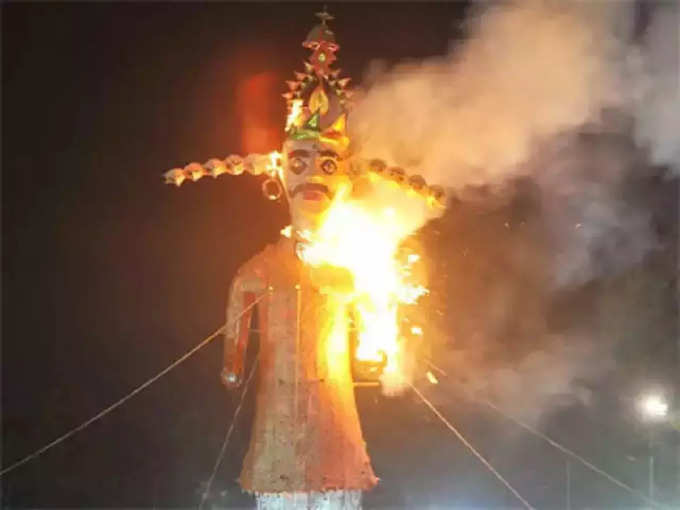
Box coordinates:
[261,178,283,201]
[261,152,283,200]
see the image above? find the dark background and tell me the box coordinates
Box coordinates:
[2,2,678,508]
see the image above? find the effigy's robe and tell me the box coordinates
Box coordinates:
[226,236,378,494]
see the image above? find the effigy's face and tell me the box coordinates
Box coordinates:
[281,138,350,231]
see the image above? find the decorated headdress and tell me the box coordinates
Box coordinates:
[283,9,351,153]
[163,9,445,208]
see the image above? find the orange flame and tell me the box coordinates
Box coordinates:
[297,182,428,390]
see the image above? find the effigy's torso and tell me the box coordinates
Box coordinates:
[236,236,377,493]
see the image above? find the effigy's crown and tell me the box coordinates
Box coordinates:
[303,18,337,48]
[283,8,352,153]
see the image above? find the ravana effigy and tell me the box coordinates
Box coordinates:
[164,9,444,510]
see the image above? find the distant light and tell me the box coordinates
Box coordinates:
[426,371,439,385]
[639,394,668,420]
[411,326,423,336]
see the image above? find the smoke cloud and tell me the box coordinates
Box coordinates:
[631,2,680,173]
[350,1,679,414]
[352,1,678,184]
[351,0,678,289]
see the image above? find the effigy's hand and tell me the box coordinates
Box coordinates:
[220,368,242,389]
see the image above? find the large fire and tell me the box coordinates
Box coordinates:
[294,181,429,389]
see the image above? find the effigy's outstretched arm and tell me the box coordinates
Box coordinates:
[221,261,267,389]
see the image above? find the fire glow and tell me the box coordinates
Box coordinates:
[285,99,304,132]
[297,183,428,388]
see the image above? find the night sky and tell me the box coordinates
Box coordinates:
[2,2,678,509]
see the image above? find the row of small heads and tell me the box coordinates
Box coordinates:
[358,159,445,207]
[163,154,274,187]
[163,155,446,207]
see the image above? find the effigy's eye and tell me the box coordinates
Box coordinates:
[290,157,307,175]
[320,158,337,175]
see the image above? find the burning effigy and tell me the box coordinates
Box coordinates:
[164,9,444,509]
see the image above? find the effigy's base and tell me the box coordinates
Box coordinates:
[255,490,361,510]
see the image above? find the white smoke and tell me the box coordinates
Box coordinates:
[630,2,680,173]
[349,1,679,412]
[351,0,678,193]
[350,0,678,288]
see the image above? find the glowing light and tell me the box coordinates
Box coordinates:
[286,99,304,132]
[426,371,439,385]
[397,284,428,304]
[267,150,282,178]
[298,229,313,242]
[298,182,429,385]
[639,394,668,420]
[280,225,293,238]
[411,326,423,336]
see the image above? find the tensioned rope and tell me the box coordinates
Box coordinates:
[425,360,669,510]
[0,293,268,478]
[409,382,536,510]
[198,356,260,510]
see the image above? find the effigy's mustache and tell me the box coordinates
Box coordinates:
[291,182,332,198]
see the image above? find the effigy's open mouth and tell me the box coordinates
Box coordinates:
[291,182,332,201]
